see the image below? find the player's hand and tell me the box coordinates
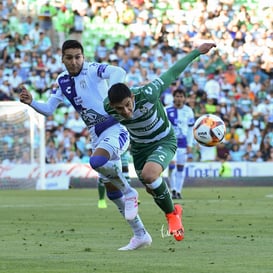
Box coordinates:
[19,86,33,105]
[197,43,217,54]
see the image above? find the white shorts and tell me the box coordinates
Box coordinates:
[172,147,187,165]
[90,124,130,161]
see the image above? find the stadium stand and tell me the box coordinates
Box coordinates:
[0,0,272,167]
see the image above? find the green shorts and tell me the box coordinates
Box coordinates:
[130,132,177,173]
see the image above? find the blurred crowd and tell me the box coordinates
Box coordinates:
[0,0,273,164]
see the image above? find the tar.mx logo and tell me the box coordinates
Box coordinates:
[160,224,184,239]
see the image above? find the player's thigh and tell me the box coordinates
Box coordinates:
[176,147,187,165]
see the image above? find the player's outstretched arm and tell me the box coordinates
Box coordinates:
[159,42,217,89]
[19,86,60,116]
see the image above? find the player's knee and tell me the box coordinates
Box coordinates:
[141,169,158,183]
[89,155,108,169]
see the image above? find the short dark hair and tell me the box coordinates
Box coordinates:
[173,88,186,97]
[62,40,84,55]
[108,83,131,104]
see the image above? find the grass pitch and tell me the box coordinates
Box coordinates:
[0,187,273,273]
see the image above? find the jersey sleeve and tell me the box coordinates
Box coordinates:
[92,62,126,86]
[160,49,201,90]
[30,95,61,116]
[137,77,167,102]
[30,79,64,116]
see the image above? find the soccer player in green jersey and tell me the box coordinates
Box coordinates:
[104,42,216,241]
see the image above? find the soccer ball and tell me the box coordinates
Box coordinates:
[193,114,226,147]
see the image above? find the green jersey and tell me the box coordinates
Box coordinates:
[104,49,201,144]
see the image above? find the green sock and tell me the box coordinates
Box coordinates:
[150,180,174,214]
[98,181,106,200]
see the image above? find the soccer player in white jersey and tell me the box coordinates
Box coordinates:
[165,89,195,199]
[104,42,216,242]
[19,40,152,251]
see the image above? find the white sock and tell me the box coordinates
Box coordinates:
[175,170,184,193]
[169,169,176,191]
[146,176,163,190]
[111,196,146,238]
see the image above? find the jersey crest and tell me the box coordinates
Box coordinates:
[79,79,87,89]
[139,105,149,114]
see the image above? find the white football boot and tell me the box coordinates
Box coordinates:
[118,232,152,251]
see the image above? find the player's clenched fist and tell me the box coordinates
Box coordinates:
[19,87,32,105]
[197,43,216,54]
